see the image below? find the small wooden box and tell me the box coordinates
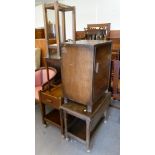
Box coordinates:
[61,40,112,112]
[39,85,64,133]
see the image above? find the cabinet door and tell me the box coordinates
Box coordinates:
[61,46,94,105]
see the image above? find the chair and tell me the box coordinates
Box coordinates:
[112,60,120,100]
[110,60,120,99]
[35,67,57,102]
[109,60,120,109]
[109,30,120,61]
[85,23,111,40]
[84,27,106,40]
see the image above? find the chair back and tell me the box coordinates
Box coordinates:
[84,27,106,40]
[112,60,120,100]
[86,23,111,40]
[35,67,57,87]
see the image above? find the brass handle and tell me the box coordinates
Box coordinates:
[95,62,99,73]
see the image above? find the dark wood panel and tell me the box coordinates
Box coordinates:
[109,30,120,39]
[35,28,45,39]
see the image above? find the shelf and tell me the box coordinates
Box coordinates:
[67,115,104,142]
[44,109,61,128]
[68,118,86,141]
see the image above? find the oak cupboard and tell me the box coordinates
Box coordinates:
[61,40,112,112]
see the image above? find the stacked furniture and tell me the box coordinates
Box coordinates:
[39,1,113,152]
[60,40,112,151]
[38,39,112,151]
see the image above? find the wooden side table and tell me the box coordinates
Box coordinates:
[61,92,111,152]
[39,84,64,134]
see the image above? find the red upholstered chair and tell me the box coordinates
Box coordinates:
[35,67,57,102]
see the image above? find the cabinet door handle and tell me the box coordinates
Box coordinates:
[96,62,99,73]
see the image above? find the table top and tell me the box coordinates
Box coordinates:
[62,40,112,47]
[61,92,111,120]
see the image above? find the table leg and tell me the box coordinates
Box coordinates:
[39,102,46,126]
[64,111,69,141]
[60,109,64,137]
[86,120,91,152]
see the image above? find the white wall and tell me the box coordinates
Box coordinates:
[35,0,120,39]
[35,4,55,28]
[63,0,120,29]
[35,4,44,28]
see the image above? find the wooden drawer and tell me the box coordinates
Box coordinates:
[40,85,63,109]
[41,93,61,109]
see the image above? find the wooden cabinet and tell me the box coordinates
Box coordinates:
[61,40,112,112]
